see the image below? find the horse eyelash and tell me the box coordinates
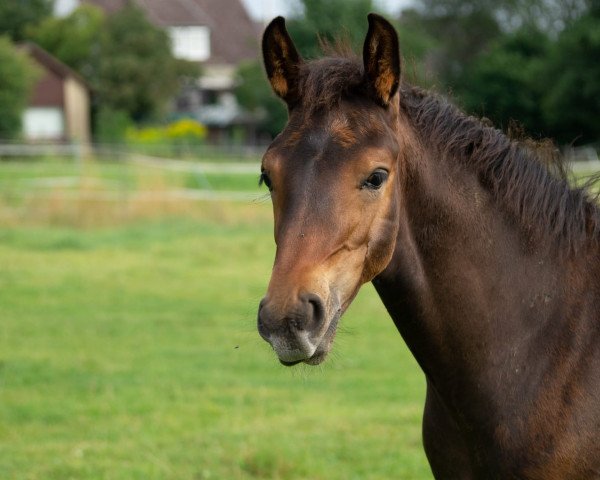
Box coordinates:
[259,172,273,190]
[258,172,268,187]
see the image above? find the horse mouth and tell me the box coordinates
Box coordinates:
[304,350,329,365]
[279,350,327,367]
[279,358,303,366]
[278,349,327,367]
[278,313,340,367]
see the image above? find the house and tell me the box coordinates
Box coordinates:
[20,43,91,144]
[55,0,262,144]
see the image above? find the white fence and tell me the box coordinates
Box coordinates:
[0,143,265,204]
[0,142,267,162]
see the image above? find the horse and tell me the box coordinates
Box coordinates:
[256,13,600,479]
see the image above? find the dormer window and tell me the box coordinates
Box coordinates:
[169,26,210,61]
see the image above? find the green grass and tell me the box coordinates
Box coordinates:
[0,158,135,183]
[0,158,262,195]
[186,172,261,191]
[0,158,266,228]
[1,156,596,479]
[1,155,598,479]
[0,203,431,479]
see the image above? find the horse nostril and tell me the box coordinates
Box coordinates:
[257,299,271,341]
[289,317,301,330]
[258,294,326,342]
[300,293,326,330]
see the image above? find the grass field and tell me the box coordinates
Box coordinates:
[0,158,431,479]
[0,157,260,194]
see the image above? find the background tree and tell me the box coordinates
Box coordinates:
[97,3,186,122]
[236,0,380,138]
[0,0,52,41]
[541,6,600,144]
[29,3,198,125]
[27,4,105,80]
[395,9,439,86]
[286,0,374,58]
[407,1,502,87]
[401,0,598,145]
[457,27,550,136]
[235,61,287,139]
[244,0,599,145]
[0,38,38,139]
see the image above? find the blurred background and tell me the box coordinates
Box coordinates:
[0,1,598,479]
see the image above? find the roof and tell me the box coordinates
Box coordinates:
[85,0,259,65]
[19,42,89,88]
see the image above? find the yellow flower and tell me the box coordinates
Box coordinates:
[166,119,207,140]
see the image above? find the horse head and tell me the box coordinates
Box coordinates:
[257,14,405,365]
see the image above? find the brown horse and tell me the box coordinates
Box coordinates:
[256,14,600,479]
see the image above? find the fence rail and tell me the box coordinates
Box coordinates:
[128,154,260,173]
[0,141,597,163]
[0,142,268,161]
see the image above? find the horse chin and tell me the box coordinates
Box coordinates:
[304,351,327,365]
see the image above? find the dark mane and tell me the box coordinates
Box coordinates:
[297,54,600,254]
[400,85,600,254]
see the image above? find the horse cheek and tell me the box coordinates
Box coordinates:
[362,216,399,283]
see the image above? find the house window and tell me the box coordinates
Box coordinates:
[169,26,210,61]
[22,107,65,140]
[53,0,79,17]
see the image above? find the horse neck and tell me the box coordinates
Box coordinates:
[373,121,574,401]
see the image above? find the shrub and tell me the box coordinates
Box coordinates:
[0,37,38,139]
[126,118,207,156]
[94,107,132,144]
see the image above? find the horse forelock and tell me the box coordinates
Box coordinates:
[297,56,364,114]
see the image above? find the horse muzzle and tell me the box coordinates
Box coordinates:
[257,293,338,365]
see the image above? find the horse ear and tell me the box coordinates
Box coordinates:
[363,13,401,106]
[262,16,302,105]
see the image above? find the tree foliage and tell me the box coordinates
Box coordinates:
[241,0,599,145]
[286,0,374,58]
[457,28,549,136]
[0,0,52,41]
[235,61,287,138]
[96,3,184,121]
[236,0,377,138]
[29,3,198,124]
[541,8,600,144]
[0,37,38,139]
[406,4,501,86]
[27,4,105,79]
[403,0,599,145]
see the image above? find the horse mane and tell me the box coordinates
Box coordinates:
[400,84,600,254]
[296,53,600,254]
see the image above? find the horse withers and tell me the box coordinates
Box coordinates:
[256,13,600,479]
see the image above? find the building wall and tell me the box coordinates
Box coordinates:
[24,54,66,141]
[63,77,91,144]
[30,67,64,106]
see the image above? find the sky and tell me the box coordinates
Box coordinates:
[54,0,413,23]
[240,0,414,23]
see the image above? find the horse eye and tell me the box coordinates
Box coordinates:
[259,172,273,190]
[362,169,388,190]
